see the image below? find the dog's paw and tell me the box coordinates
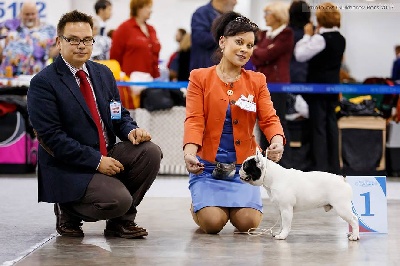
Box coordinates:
[271,230,281,237]
[273,233,288,240]
[347,233,360,241]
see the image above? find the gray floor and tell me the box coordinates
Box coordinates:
[1,174,399,266]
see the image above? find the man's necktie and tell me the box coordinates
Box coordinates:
[76,70,107,156]
[100,27,105,36]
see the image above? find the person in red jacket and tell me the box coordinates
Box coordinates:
[251,1,294,168]
[110,0,161,78]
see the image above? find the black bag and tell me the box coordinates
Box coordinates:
[140,89,174,111]
[140,89,186,111]
[363,77,397,118]
[341,128,383,175]
[338,98,379,117]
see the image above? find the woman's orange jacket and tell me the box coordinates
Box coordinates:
[183,66,285,164]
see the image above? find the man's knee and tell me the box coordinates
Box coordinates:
[144,141,163,161]
[95,192,132,213]
[89,177,133,219]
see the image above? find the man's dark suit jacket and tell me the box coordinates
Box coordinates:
[27,56,138,203]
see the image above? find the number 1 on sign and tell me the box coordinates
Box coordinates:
[360,192,375,216]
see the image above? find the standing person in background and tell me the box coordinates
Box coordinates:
[110,0,160,78]
[27,10,162,238]
[94,0,112,36]
[183,12,285,234]
[167,28,187,72]
[288,0,311,84]
[169,33,191,81]
[391,45,400,83]
[294,2,345,174]
[90,18,112,60]
[190,0,237,71]
[0,0,56,76]
[251,1,293,168]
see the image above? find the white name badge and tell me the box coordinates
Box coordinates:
[110,101,122,120]
[235,94,256,112]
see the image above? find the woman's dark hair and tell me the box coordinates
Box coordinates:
[211,11,259,43]
[57,10,93,36]
[289,0,311,28]
[211,12,259,63]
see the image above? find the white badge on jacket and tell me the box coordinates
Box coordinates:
[235,94,256,112]
[110,101,122,119]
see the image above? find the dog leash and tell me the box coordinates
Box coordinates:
[234,215,280,236]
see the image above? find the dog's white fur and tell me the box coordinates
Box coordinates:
[239,153,360,241]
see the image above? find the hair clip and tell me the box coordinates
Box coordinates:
[234,16,258,28]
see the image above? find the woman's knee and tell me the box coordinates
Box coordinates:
[195,207,229,234]
[230,208,263,232]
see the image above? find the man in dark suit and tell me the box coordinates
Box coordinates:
[27,10,162,238]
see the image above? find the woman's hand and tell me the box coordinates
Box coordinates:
[184,154,205,174]
[267,143,284,162]
[267,135,285,162]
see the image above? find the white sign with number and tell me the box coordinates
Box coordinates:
[0,1,47,20]
[0,1,71,27]
[347,176,387,233]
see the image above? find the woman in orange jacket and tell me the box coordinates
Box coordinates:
[183,12,285,234]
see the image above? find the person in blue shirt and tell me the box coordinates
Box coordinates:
[189,0,237,71]
[391,45,400,83]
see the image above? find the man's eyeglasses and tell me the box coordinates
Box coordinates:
[60,35,95,46]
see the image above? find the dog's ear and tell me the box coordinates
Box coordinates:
[254,148,262,163]
[255,151,265,171]
[255,148,263,163]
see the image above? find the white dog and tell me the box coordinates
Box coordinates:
[239,152,360,241]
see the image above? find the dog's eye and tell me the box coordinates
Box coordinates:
[245,177,250,181]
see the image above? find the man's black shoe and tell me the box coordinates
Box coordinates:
[54,203,84,237]
[104,220,148,239]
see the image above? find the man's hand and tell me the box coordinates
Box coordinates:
[98,156,124,176]
[128,128,151,145]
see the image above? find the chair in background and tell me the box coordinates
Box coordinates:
[95,59,138,109]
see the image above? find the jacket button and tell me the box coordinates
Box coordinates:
[230,100,236,105]
[233,119,238,125]
[235,140,241,145]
